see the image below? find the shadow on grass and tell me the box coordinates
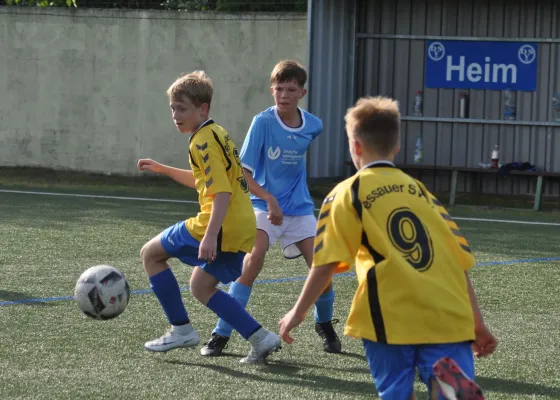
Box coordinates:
[477,376,560,397]
[0,290,57,306]
[164,360,374,396]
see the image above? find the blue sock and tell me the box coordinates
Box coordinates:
[314,288,335,324]
[213,282,253,337]
[149,269,189,326]
[207,290,261,340]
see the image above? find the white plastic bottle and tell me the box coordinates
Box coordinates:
[504,89,516,120]
[491,145,500,169]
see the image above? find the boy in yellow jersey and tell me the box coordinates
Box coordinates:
[279,96,498,398]
[137,71,281,364]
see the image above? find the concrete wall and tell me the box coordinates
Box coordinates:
[0,8,307,175]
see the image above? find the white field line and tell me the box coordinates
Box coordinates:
[1,189,560,226]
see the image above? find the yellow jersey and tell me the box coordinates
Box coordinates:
[186,119,256,254]
[313,162,475,345]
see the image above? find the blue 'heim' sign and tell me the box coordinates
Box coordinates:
[425,40,538,91]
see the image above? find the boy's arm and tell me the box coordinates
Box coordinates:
[243,168,283,225]
[238,116,284,225]
[199,192,231,262]
[279,184,361,344]
[465,272,498,357]
[243,168,271,200]
[137,158,195,189]
[279,263,337,344]
[465,272,484,328]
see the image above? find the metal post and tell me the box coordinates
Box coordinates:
[534,176,544,211]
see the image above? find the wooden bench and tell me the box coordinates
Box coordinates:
[343,161,560,211]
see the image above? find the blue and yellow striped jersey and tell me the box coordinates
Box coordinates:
[186,120,256,254]
[313,162,475,345]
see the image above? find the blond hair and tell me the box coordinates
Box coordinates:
[270,60,307,87]
[345,96,401,156]
[167,70,213,108]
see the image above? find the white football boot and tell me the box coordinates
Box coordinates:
[144,324,201,352]
[240,328,281,364]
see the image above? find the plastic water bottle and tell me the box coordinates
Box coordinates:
[414,135,423,164]
[413,90,423,117]
[552,92,560,122]
[504,88,516,120]
[491,144,500,169]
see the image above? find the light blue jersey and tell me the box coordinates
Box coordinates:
[239,106,322,216]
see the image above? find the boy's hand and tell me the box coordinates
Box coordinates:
[278,309,305,344]
[266,196,283,226]
[472,324,498,357]
[199,233,218,262]
[137,158,165,174]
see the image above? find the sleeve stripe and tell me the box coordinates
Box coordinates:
[316,224,326,236]
[204,166,211,175]
[202,154,209,163]
[440,213,453,221]
[318,209,330,220]
[350,176,362,219]
[212,130,232,171]
[189,150,199,168]
[242,163,254,173]
[451,228,465,239]
[205,177,214,188]
[314,240,324,254]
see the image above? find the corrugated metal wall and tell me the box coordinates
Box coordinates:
[308,0,560,197]
[306,0,356,180]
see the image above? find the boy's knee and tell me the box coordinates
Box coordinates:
[189,284,205,303]
[140,242,151,264]
[140,242,148,258]
[239,251,266,284]
[246,250,266,269]
[140,237,167,270]
[189,274,216,304]
[140,240,159,261]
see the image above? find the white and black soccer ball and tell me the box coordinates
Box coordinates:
[74,265,130,320]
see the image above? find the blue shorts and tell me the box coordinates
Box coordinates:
[160,221,245,284]
[362,340,474,400]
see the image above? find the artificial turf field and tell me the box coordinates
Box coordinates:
[1,172,559,399]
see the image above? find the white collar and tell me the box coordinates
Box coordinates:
[273,106,305,132]
[359,160,395,171]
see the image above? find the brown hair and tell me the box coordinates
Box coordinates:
[270,60,307,87]
[344,96,401,156]
[167,70,213,108]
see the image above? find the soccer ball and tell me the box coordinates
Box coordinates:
[74,265,130,320]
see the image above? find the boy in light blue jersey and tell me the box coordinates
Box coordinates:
[200,60,342,356]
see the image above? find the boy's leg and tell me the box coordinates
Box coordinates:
[362,339,417,400]
[290,215,341,354]
[141,223,201,352]
[417,342,483,400]
[215,230,269,334]
[201,211,282,356]
[191,262,281,364]
[200,230,269,356]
